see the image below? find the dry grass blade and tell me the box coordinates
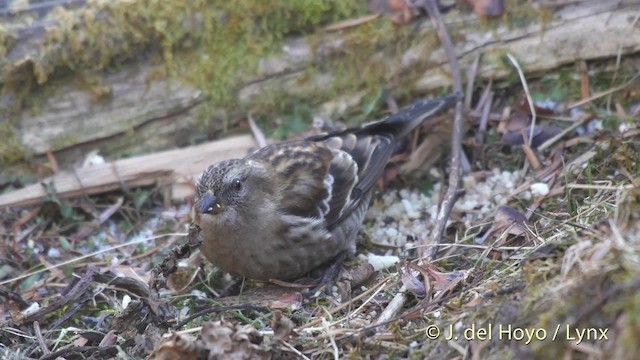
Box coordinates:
[506,53,536,147]
[0,233,186,286]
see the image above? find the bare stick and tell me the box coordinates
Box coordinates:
[375,0,465,326]
[475,90,493,145]
[506,53,537,147]
[423,0,465,261]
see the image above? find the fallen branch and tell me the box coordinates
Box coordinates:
[374,0,466,327]
[0,135,257,210]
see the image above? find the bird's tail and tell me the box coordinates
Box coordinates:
[359,92,460,139]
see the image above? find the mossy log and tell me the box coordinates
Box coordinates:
[1,0,638,168]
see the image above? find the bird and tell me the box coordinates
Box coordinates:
[192,94,458,282]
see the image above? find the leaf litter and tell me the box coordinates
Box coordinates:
[1,58,640,360]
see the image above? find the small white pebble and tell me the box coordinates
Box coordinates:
[46,247,61,258]
[385,227,398,238]
[462,175,476,189]
[619,122,630,134]
[22,303,40,316]
[122,295,131,310]
[367,254,400,271]
[401,199,414,214]
[530,183,550,196]
[190,289,208,300]
[519,191,532,201]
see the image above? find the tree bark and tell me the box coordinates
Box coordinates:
[1,0,638,168]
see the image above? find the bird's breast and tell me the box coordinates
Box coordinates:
[199,213,347,281]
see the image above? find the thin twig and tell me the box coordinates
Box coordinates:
[322,316,340,360]
[0,233,186,286]
[568,73,640,109]
[248,111,267,148]
[475,90,493,145]
[281,341,312,360]
[34,321,50,355]
[297,276,392,331]
[375,0,464,327]
[506,53,536,147]
[465,54,480,110]
[423,0,464,261]
[537,115,590,151]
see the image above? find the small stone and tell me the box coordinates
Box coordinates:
[530,182,550,196]
[367,254,400,271]
[385,227,398,238]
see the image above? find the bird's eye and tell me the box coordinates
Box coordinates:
[232,179,242,191]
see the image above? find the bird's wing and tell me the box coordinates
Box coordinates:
[307,94,458,228]
[249,141,335,219]
[248,138,376,229]
[250,95,457,228]
[319,133,393,229]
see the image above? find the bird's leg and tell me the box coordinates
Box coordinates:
[216,277,244,298]
[303,251,350,298]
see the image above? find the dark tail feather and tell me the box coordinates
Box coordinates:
[306,93,460,142]
[360,92,460,139]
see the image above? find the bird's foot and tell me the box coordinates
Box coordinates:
[302,251,350,298]
[216,278,243,298]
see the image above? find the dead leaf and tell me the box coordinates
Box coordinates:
[479,205,529,244]
[406,262,465,293]
[268,292,303,311]
[349,263,377,287]
[73,335,89,347]
[150,332,198,360]
[401,271,426,297]
[502,109,531,133]
[369,0,415,25]
[502,125,563,148]
[45,149,59,173]
[165,266,197,293]
[99,330,118,347]
[200,320,270,359]
[271,311,296,340]
[466,0,504,16]
[391,10,414,24]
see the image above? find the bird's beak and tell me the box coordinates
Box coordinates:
[199,192,222,215]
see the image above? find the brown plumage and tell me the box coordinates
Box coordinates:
[192,94,458,281]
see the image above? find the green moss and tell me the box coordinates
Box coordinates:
[49,134,80,151]
[0,0,370,165]
[0,123,27,167]
[240,15,450,131]
[503,0,545,28]
[3,1,365,98]
[178,0,366,126]
[0,23,16,59]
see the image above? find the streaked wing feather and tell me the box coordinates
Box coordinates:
[322,133,393,229]
[323,148,358,226]
[250,142,333,218]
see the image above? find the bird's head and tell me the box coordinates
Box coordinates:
[193,159,274,223]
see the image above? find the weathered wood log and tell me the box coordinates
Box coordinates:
[0,1,640,165]
[1,0,638,168]
[0,135,257,209]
